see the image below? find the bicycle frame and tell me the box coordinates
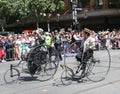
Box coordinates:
[10,64,20,77]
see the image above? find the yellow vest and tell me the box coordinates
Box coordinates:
[45,36,52,46]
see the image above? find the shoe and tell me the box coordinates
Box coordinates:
[2,60,6,63]
[92,59,100,63]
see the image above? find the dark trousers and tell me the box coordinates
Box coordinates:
[54,43,62,61]
[6,48,14,61]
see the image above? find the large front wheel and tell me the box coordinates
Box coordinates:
[86,40,111,82]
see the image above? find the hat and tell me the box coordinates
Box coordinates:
[82,28,91,34]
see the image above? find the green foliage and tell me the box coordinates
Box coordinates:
[0,0,10,17]
[0,0,64,22]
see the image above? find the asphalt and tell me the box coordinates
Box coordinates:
[0,49,120,94]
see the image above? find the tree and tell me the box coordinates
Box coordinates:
[0,0,65,27]
[27,0,64,28]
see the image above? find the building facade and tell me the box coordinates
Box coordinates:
[5,0,120,32]
[58,0,119,31]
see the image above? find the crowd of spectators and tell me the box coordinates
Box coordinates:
[0,28,120,63]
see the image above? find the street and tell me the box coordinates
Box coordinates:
[0,49,120,94]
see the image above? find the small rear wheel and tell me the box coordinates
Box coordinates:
[4,68,20,84]
[61,68,73,86]
[36,62,57,81]
[86,40,111,82]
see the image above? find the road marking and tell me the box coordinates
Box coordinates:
[41,89,48,92]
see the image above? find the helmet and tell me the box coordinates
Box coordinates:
[36,28,44,34]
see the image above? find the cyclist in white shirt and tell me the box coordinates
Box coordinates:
[76,28,95,77]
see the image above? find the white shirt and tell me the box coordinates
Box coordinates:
[83,36,95,52]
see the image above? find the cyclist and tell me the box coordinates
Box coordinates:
[32,28,45,46]
[45,32,52,46]
[54,31,63,61]
[27,28,46,75]
[76,28,95,77]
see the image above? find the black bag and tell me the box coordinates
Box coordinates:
[28,50,47,75]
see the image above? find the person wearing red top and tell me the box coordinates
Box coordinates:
[0,36,5,62]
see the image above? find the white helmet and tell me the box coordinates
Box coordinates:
[36,28,44,34]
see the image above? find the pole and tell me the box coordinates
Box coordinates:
[71,0,81,31]
[71,0,78,31]
[35,9,39,29]
[47,22,50,32]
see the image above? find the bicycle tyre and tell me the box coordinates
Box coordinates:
[21,61,29,73]
[4,68,20,84]
[17,60,23,66]
[36,61,57,81]
[86,40,111,82]
[61,68,73,86]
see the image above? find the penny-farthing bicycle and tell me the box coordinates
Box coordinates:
[61,39,111,85]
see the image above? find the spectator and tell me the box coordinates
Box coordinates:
[13,36,19,60]
[5,36,14,61]
[0,36,5,62]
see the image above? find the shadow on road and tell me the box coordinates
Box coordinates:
[18,76,38,82]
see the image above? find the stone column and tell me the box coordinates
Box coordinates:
[103,0,109,8]
[90,0,95,10]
